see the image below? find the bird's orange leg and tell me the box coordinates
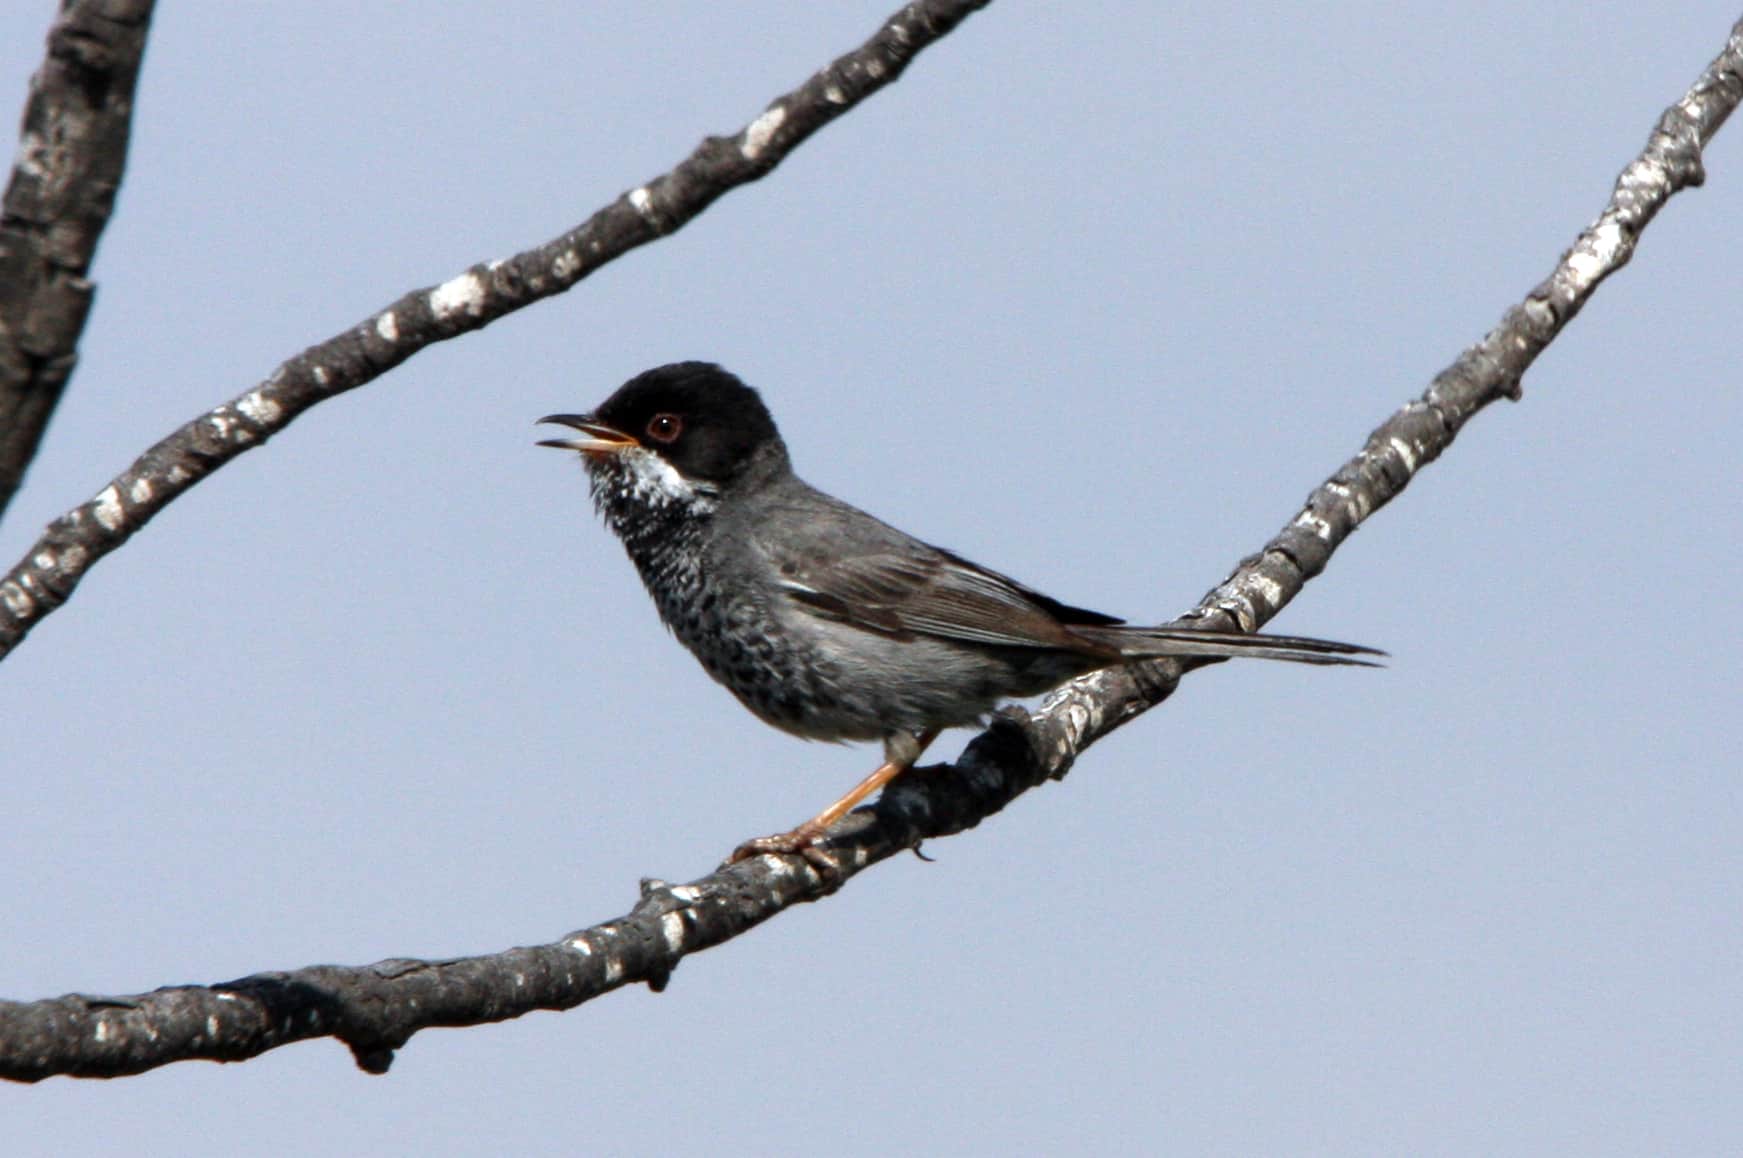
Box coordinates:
[728,728,940,868]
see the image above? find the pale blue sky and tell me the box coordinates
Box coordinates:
[3,4,1740,1154]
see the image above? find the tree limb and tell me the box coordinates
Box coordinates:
[0,0,154,522]
[0,0,991,661]
[3,14,1737,1085]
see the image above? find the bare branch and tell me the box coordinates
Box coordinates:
[0,0,991,662]
[4,14,1737,1085]
[0,0,154,522]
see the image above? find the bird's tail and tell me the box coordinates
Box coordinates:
[1070,623,1385,667]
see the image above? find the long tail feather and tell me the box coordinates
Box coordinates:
[1072,624,1385,667]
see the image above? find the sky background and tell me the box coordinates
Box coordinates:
[3,4,1741,1154]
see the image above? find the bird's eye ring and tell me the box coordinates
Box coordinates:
[646,413,682,443]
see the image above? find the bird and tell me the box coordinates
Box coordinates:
[539,362,1380,867]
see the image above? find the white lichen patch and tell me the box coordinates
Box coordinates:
[93,485,124,532]
[1216,601,1258,632]
[627,186,655,223]
[660,912,685,952]
[1293,509,1333,541]
[567,937,593,955]
[552,249,581,280]
[824,84,846,104]
[1065,701,1091,743]
[741,105,786,159]
[668,885,702,904]
[1566,217,1625,285]
[429,271,486,320]
[237,389,283,426]
[1564,247,1602,284]
[1387,434,1419,473]
[209,411,256,445]
[312,366,330,385]
[604,958,624,984]
[1,582,36,616]
[1249,574,1285,611]
[128,478,153,504]
[15,132,46,178]
[375,311,399,342]
[1323,479,1366,521]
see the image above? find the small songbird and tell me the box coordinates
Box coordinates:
[540,362,1379,865]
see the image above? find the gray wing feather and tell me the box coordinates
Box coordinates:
[753,488,1117,651]
[747,482,1383,666]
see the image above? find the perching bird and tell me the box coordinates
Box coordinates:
[540,362,1379,865]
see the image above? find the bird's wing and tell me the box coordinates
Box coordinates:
[753,491,1122,652]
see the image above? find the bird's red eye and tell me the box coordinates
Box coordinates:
[646,413,682,443]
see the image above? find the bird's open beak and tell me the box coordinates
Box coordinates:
[536,414,637,457]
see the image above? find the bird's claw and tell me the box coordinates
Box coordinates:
[724,825,841,879]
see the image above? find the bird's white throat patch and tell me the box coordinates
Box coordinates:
[590,446,718,518]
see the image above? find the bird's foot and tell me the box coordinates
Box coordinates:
[724,821,838,874]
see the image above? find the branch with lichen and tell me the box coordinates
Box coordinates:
[0,0,992,661]
[0,0,154,522]
[3,15,1737,1084]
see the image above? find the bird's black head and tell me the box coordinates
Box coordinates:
[595,362,785,483]
[540,362,786,488]
[540,363,790,541]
